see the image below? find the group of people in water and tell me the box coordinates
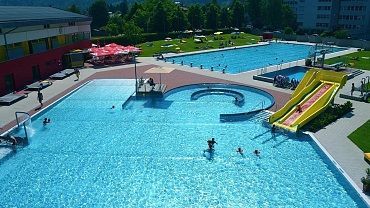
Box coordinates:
[204,125,278,159]
[205,137,261,158]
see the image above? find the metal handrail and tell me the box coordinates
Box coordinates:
[15,111,30,139]
[250,100,265,112]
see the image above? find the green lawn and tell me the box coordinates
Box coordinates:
[325,51,370,71]
[348,120,370,152]
[137,33,260,57]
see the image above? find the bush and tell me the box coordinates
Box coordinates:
[304,101,353,132]
[305,59,312,66]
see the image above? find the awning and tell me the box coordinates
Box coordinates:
[145,67,175,85]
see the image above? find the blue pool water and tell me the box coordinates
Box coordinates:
[0,80,366,207]
[262,66,309,81]
[167,43,345,74]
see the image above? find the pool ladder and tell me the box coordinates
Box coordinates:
[15,112,30,140]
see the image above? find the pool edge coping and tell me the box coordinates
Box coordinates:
[305,131,370,206]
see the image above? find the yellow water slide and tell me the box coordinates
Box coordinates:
[268,68,347,132]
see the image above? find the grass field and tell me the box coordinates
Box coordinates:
[348,120,370,152]
[137,33,260,57]
[325,51,370,71]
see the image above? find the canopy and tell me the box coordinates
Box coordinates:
[145,67,174,85]
[145,67,174,74]
[89,43,141,57]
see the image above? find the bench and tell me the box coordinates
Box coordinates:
[329,62,344,69]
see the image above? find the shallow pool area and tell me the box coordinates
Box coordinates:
[166,42,345,74]
[0,79,367,207]
[254,66,309,84]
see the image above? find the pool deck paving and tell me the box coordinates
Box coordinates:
[1,42,369,203]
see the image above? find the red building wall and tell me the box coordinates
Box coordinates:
[0,40,90,96]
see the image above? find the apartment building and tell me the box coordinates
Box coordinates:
[283,0,370,39]
[0,6,91,96]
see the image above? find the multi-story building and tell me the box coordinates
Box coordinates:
[0,6,91,96]
[283,0,370,39]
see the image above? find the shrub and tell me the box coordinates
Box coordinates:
[305,59,312,66]
[304,101,353,132]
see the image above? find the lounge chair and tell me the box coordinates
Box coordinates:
[49,68,76,80]
[26,80,53,91]
[0,92,28,106]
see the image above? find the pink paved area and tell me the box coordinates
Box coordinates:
[2,64,291,132]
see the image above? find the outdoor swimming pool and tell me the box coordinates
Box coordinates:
[166,42,345,74]
[0,79,367,207]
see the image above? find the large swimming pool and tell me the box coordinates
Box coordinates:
[0,79,367,207]
[167,42,345,74]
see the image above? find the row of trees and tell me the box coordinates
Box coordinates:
[77,0,297,36]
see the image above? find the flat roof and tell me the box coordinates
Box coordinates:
[0,6,91,28]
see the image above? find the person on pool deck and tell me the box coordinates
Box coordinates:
[148,78,155,86]
[236,147,244,155]
[296,104,302,113]
[207,138,217,150]
[254,149,260,156]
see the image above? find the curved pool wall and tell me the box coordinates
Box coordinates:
[0,79,368,207]
[253,66,309,83]
[165,42,346,74]
[166,83,274,122]
[165,83,275,118]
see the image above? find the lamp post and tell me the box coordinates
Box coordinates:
[134,53,138,95]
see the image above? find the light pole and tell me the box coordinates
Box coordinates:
[134,53,138,95]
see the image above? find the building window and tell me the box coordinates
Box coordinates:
[68,22,76,26]
[44,24,50,29]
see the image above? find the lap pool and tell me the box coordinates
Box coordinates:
[166,42,346,74]
[0,79,367,207]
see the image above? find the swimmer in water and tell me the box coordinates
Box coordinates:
[236,147,244,155]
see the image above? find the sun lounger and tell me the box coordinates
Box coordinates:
[26,80,53,91]
[49,68,76,80]
[0,92,27,106]
[364,153,370,164]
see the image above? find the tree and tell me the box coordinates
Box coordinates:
[282,5,296,29]
[67,4,81,14]
[206,3,220,30]
[247,0,262,28]
[151,1,169,33]
[231,0,245,28]
[123,21,143,45]
[267,0,283,29]
[170,6,188,32]
[105,13,124,35]
[219,7,230,28]
[334,30,348,39]
[89,0,109,29]
[118,0,129,15]
[188,4,204,29]
[127,2,141,21]
[284,27,294,35]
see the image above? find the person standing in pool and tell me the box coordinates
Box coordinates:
[207,138,217,150]
[271,124,276,137]
[236,147,244,155]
